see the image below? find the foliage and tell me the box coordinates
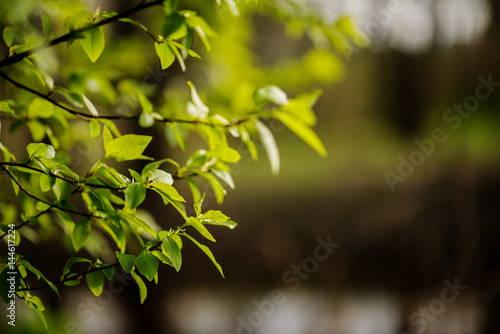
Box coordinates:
[0,0,366,329]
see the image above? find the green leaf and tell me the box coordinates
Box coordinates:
[27,143,56,159]
[254,85,289,106]
[187,81,209,119]
[147,169,173,185]
[41,13,52,38]
[105,134,152,161]
[80,27,105,62]
[0,266,20,303]
[89,120,101,137]
[135,250,159,281]
[3,27,24,47]
[169,41,186,71]
[163,0,178,15]
[185,14,214,51]
[125,183,147,210]
[18,259,59,297]
[169,123,186,150]
[155,42,176,69]
[151,182,185,202]
[186,176,201,203]
[162,12,186,37]
[82,94,99,117]
[152,250,173,266]
[30,299,47,330]
[96,262,115,280]
[72,218,91,251]
[255,121,280,175]
[139,111,155,127]
[162,235,182,271]
[39,174,55,192]
[117,253,136,273]
[211,169,235,189]
[123,214,158,239]
[28,98,54,118]
[208,147,241,163]
[190,170,226,204]
[187,216,215,242]
[277,113,327,157]
[199,210,229,222]
[61,257,92,278]
[86,269,104,296]
[130,270,147,304]
[183,233,224,277]
[129,169,143,182]
[53,86,84,107]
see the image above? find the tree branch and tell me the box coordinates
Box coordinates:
[0,161,126,191]
[0,165,99,219]
[18,263,120,292]
[0,0,164,69]
[0,69,252,127]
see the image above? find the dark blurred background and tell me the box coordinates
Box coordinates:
[2,0,500,333]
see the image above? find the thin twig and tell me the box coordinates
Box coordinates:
[0,70,252,127]
[0,161,126,191]
[18,263,120,291]
[0,165,99,219]
[0,0,164,69]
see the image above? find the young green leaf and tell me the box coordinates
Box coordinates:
[183,233,224,277]
[72,218,91,251]
[53,86,84,107]
[18,259,59,297]
[208,147,241,163]
[162,235,182,271]
[41,13,52,38]
[39,174,55,192]
[152,250,173,266]
[82,94,99,117]
[255,121,280,175]
[254,85,289,106]
[27,143,56,159]
[147,169,173,185]
[117,253,136,273]
[187,81,209,119]
[125,183,147,210]
[130,270,147,304]
[28,98,54,118]
[135,250,159,281]
[86,269,104,296]
[151,182,185,202]
[27,296,47,330]
[105,134,152,161]
[89,120,101,137]
[61,257,92,278]
[162,12,185,37]
[185,15,214,51]
[187,216,215,242]
[3,27,24,47]
[80,27,105,62]
[139,111,155,127]
[155,42,175,69]
[276,113,327,157]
